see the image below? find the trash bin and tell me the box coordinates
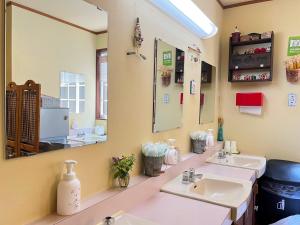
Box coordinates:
[257,160,300,225]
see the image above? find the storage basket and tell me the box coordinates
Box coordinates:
[286,69,300,83]
[191,139,206,154]
[143,155,164,177]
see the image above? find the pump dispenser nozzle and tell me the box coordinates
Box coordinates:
[63,160,77,180]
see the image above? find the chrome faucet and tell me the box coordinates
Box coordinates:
[217,150,226,159]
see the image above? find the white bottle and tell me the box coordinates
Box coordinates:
[57,160,81,216]
[206,129,214,147]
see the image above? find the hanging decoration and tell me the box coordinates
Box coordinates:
[126,17,146,60]
[188,45,201,63]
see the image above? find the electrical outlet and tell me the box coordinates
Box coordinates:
[288,93,297,107]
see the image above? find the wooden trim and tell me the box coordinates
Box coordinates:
[216,0,224,9]
[96,48,108,120]
[6,1,107,35]
[95,30,108,35]
[223,0,272,9]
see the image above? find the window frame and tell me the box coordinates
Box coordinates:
[96,48,108,120]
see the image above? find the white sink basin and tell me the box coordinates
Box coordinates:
[97,212,159,225]
[161,173,252,221]
[206,153,266,178]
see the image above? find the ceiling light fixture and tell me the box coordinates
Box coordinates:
[149,0,218,38]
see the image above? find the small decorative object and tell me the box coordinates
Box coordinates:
[142,143,167,177]
[217,117,224,142]
[285,56,300,82]
[164,139,179,165]
[112,154,135,188]
[188,45,201,63]
[190,131,207,154]
[57,160,81,216]
[190,80,196,95]
[231,26,241,43]
[240,35,250,42]
[261,31,272,39]
[248,33,261,40]
[160,66,172,87]
[126,17,146,60]
[206,129,214,147]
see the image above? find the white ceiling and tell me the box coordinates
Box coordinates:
[11,0,108,32]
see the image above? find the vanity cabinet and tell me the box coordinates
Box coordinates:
[234,182,258,225]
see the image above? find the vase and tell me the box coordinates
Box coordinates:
[217,126,224,142]
[118,174,130,188]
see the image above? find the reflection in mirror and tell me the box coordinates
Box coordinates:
[199,61,216,124]
[153,39,184,133]
[5,0,108,159]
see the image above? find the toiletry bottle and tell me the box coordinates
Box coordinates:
[206,129,214,147]
[57,160,81,216]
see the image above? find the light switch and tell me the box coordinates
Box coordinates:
[163,94,170,104]
[288,93,297,107]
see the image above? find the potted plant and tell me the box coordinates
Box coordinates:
[112,154,135,188]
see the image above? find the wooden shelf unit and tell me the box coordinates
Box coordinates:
[228,32,274,83]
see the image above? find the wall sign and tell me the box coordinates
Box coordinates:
[288,36,300,56]
[163,51,172,66]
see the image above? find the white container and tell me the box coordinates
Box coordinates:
[206,129,214,147]
[164,148,179,165]
[57,160,81,216]
[230,141,240,154]
[224,141,231,153]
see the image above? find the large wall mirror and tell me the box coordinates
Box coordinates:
[5,0,108,159]
[153,39,184,133]
[199,61,216,124]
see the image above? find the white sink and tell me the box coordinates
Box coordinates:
[161,173,252,221]
[206,153,266,178]
[97,212,159,225]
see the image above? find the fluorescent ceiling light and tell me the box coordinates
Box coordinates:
[149,0,218,38]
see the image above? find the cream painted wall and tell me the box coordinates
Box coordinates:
[220,0,300,161]
[9,6,97,129]
[0,0,223,224]
[96,32,108,50]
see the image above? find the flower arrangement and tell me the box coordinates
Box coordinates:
[190,131,207,141]
[112,154,135,187]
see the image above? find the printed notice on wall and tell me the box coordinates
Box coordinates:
[288,36,300,56]
[163,51,172,66]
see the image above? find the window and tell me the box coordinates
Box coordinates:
[96,49,108,120]
[60,72,85,114]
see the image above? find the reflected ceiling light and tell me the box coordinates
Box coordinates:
[149,0,218,38]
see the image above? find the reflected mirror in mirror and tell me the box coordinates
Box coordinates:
[5,0,108,159]
[199,61,216,124]
[153,39,184,133]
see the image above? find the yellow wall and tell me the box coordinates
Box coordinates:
[8,5,100,129]
[220,0,300,161]
[96,32,108,50]
[0,0,223,224]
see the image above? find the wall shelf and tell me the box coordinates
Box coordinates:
[228,32,274,83]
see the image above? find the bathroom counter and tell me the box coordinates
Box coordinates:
[128,192,232,225]
[28,143,233,225]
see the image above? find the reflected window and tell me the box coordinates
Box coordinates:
[96,49,108,120]
[60,72,85,113]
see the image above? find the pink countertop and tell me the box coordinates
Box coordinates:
[29,143,254,225]
[129,192,232,225]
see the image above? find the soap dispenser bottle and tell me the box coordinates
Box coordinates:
[57,160,81,216]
